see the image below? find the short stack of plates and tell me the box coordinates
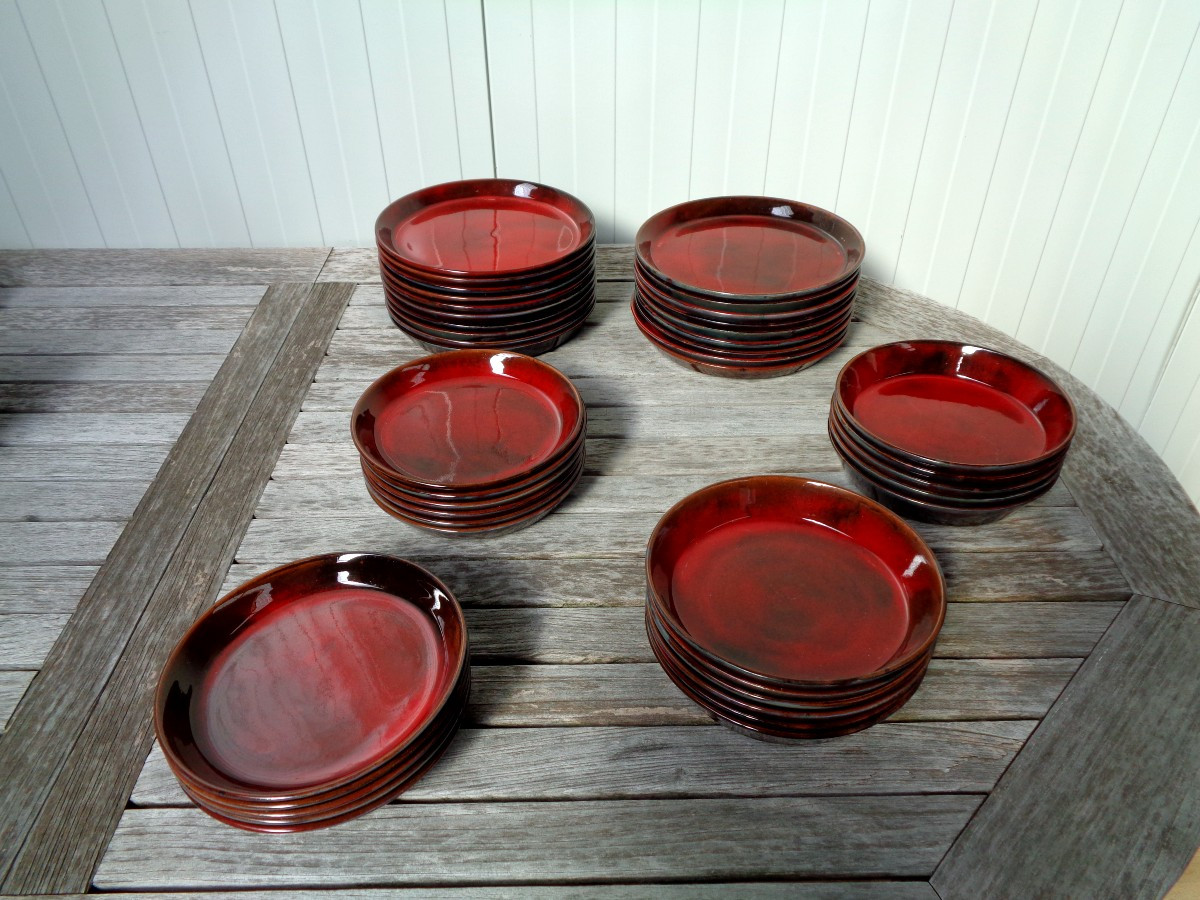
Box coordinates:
[644,476,946,741]
[632,196,864,378]
[353,349,586,535]
[154,553,469,832]
[375,178,596,356]
[830,340,1076,526]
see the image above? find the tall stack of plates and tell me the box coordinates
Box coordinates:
[632,197,864,378]
[375,179,596,356]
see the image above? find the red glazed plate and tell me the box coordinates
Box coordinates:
[645,476,945,686]
[636,196,864,299]
[156,553,468,799]
[636,258,860,317]
[376,179,595,278]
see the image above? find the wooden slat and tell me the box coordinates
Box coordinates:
[0,330,246,356]
[463,660,1080,727]
[0,414,191,445]
[0,381,209,413]
[932,596,1200,898]
[0,283,310,884]
[0,522,124,565]
[0,306,254,331]
[0,445,170,480]
[0,248,330,286]
[854,277,1200,609]
[93,795,981,889]
[218,550,1124,608]
[2,283,354,894]
[0,285,267,307]
[0,671,34,733]
[232,507,1104,561]
[0,481,146,522]
[316,245,634,284]
[0,615,71,669]
[130,720,1035,807]
[12,886,940,900]
[0,567,97,615]
[0,354,227,383]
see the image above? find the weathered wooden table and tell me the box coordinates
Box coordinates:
[0,246,1197,898]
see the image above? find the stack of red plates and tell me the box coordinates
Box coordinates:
[352,349,586,535]
[154,553,469,832]
[631,197,864,378]
[375,179,596,356]
[645,476,945,740]
[830,341,1076,526]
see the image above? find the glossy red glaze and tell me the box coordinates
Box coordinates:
[380,256,595,308]
[840,466,1028,527]
[376,179,594,277]
[646,477,945,685]
[397,316,586,358]
[636,196,863,298]
[385,287,593,337]
[836,341,1075,470]
[353,350,584,491]
[155,553,468,799]
[377,237,594,293]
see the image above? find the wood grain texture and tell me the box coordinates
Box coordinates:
[130,720,1034,807]
[932,596,1200,899]
[0,414,191,445]
[852,276,1200,609]
[93,795,981,888]
[0,567,97,615]
[2,284,353,894]
[0,329,246,356]
[0,481,146,522]
[0,381,208,413]
[0,614,72,669]
[0,285,267,307]
[0,305,254,331]
[0,249,330,286]
[0,671,34,733]
[0,354,227,383]
[11,886,939,900]
[316,245,633,284]
[0,445,170,480]
[0,522,124,566]
[0,283,308,884]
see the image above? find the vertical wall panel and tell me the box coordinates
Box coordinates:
[893,0,1038,299]
[1015,0,1200,363]
[0,1,103,247]
[105,0,251,247]
[18,0,177,246]
[835,0,953,283]
[0,172,31,248]
[444,0,497,179]
[762,0,868,213]
[1141,298,1200,458]
[274,0,388,245]
[484,0,540,179]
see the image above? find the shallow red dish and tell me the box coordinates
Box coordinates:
[353,350,585,491]
[380,256,595,308]
[376,179,594,278]
[836,341,1076,471]
[636,258,859,317]
[636,196,864,299]
[646,476,945,686]
[155,553,468,800]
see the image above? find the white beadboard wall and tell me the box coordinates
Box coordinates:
[0,0,1197,504]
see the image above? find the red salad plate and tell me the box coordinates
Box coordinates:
[636,196,864,299]
[377,179,594,278]
[155,553,469,819]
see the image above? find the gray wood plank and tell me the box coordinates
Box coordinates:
[93,795,981,888]
[0,283,309,884]
[0,670,34,733]
[0,445,169,480]
[0,381,208,413]
[13,886,940,900]
[0,522,124,565]
[854,277,1200,610]
[0,248,330,286]
[0,285,267,307]
[0,414,190,445]
[0,481,145,522]
[2,283,355,894]
[0,306,254,331]
[316,245,633,284]
[0,615,72,669]
[932,595,1200,900]
[464,659,1080,727]
[0,567,96,614]
[218,550,1122,608]
[0,330,246,356]
[233,507,1104,562]
[0,354,227,383]
[129,720,1034,808]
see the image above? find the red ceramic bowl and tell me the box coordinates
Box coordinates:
[839,466,1037,527]
[645,477,945,688]
[636,258,860,317]
[155,553,468,801]
[835,341,1076,473]
[636,196,864,300]
[378,238,595,294]
[376,178,595,278]
[353,350,586,492]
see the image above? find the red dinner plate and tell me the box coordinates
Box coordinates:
[646,477,945,686]
[380,256,595,307]
[353,350,585,492]
[377,179,594,278]
[155,553,468,800]
[636,196,864,299]
[636,259,860,317]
